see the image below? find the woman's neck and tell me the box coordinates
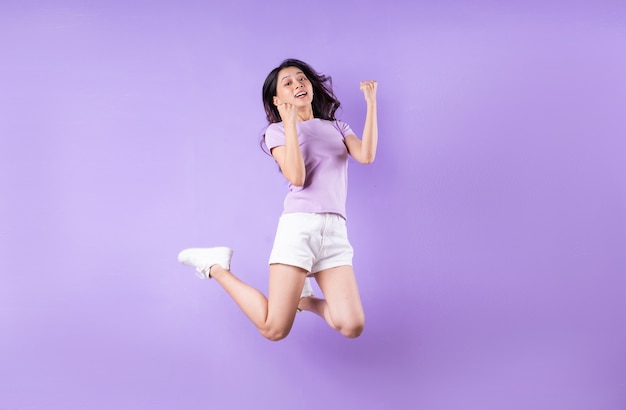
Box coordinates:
[297,106,314,122]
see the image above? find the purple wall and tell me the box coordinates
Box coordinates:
[1,1,625,409]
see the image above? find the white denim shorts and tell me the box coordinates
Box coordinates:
[269,212,354,274]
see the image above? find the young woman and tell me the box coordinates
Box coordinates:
[178,58,378,341]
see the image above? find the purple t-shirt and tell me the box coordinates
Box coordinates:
[265,118,355,219]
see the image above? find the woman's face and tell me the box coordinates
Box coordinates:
[273,66,314,107]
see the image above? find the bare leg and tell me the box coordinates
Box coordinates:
[210,263,307,341]
[297,265,365,338]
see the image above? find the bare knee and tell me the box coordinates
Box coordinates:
[260,325,291,342]
[337,320,365,339]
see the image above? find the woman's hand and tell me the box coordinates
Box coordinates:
[276,101,298,124]
[360,80,378,104]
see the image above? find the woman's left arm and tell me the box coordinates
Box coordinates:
[345,80,378,165]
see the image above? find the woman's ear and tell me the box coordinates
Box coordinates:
[273,96,280,106]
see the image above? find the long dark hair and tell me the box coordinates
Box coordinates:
[261,58,341,124]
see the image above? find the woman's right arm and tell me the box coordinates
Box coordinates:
[271,103,306,187]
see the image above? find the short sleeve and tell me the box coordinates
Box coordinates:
[336,120,355,139]
[264,123,285,151]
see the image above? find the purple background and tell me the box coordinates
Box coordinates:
[1,1,625,409]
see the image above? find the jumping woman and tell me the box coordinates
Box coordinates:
[178,58,378,341]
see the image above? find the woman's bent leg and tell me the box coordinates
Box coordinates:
[298,265,365,338]
[210,263,307,341]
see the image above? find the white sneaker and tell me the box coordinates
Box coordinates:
[301,277,314,298]
[177,247,233,279]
